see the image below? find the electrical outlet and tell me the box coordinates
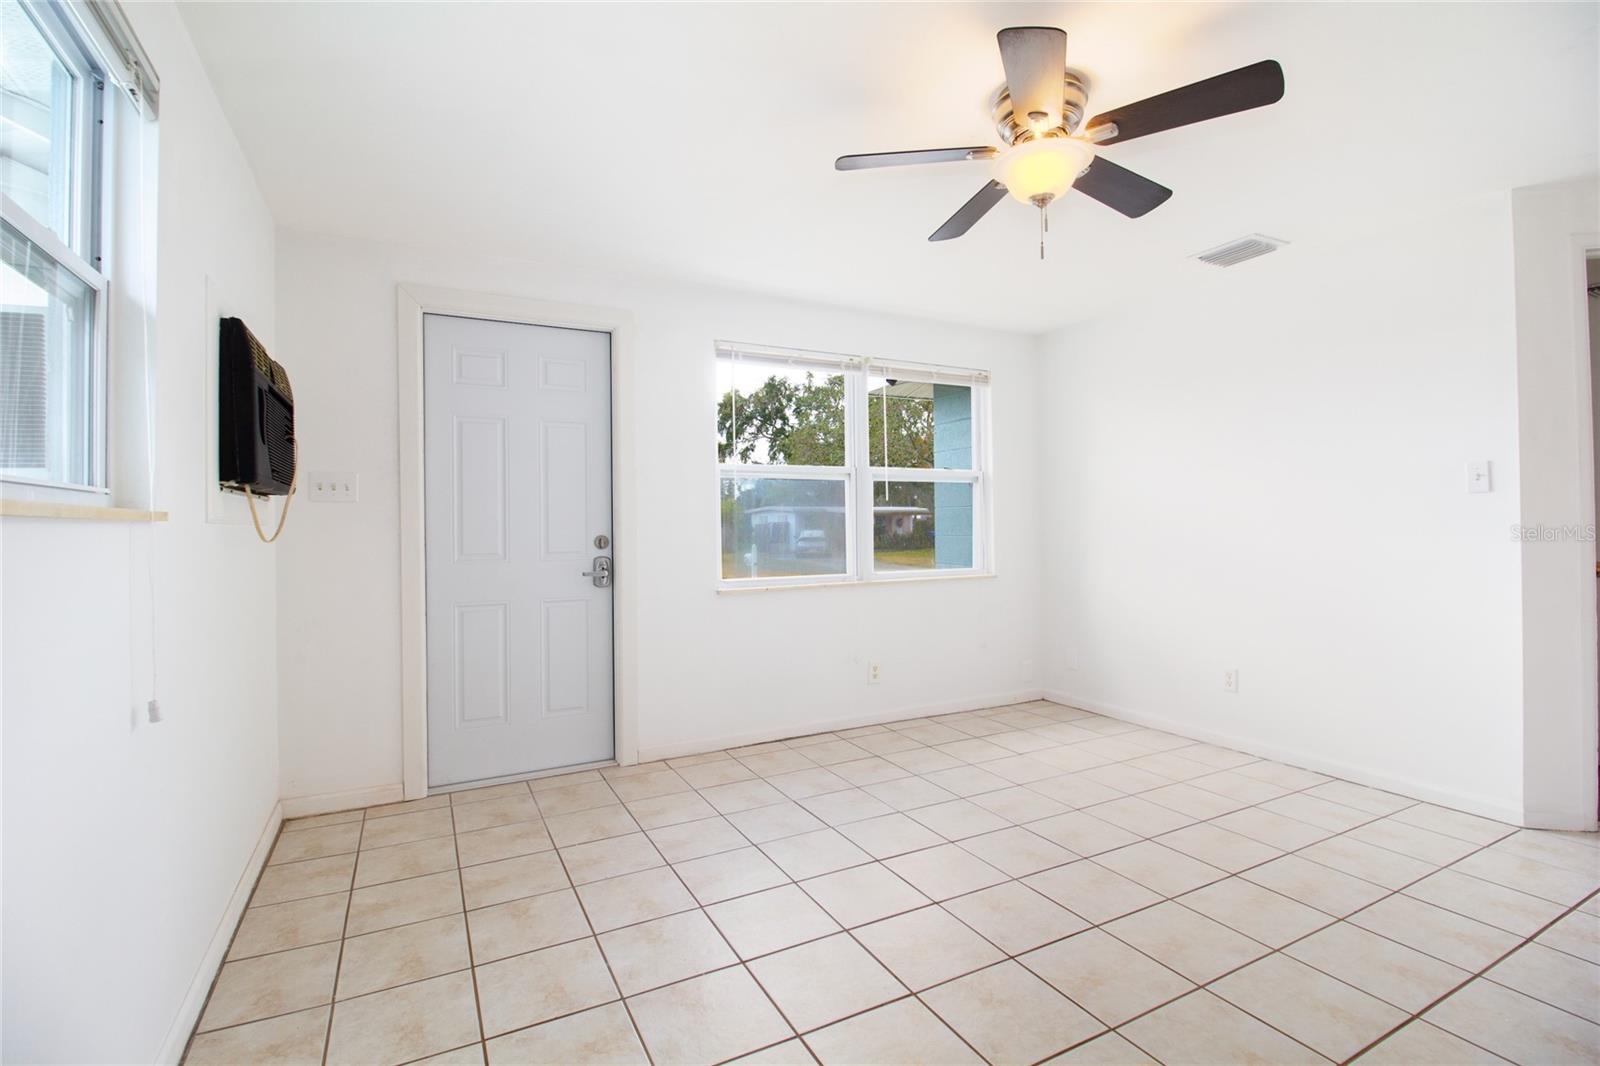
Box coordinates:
[1223,669,1238,694]
[307,471,359,502]
[868,662,881,684]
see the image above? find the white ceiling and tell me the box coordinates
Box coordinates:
[179,2,1597,333]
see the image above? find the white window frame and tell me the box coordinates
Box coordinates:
[715,341,992,590]
[1,0,110,499]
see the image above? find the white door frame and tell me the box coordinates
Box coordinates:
[397,283,638,800]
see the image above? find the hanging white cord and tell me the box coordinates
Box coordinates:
[137,100,160,713]
[880,371,888,504]
[881,386,888,472]
[242,439,298,543]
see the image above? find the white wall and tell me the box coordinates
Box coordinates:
[1037,194,1534,822]
[1510,179,1600,828]
[0,4,280,1062]
[273,232,1042,806]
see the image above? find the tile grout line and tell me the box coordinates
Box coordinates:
[708,724,1580,1062]
[532,776,660,1066]
[686,716,1358,1062]
[1099,825,1520,1065]
[447,785,493,1064]
[833,932,992,1064]
[931,719,1448,1063]
[311,757,1394,1056]
[201,713,1277,1056]
[868,767,1384,1063]
[209,701,1596,1066]
[1338,882,1600,1063]
[252,798,1364,954]
[569,710,1590,1062]
[318,805,364,1066]
[650,794,811,1064]
[620,729,1026,1063]
[1096,814,1597,1064]
[1065,788,1525,1060]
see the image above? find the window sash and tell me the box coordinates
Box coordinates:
[2,191,102,287]
[864,473,985,580]
[717,348,849,469]
[717,346,989,587]
[0,0,168,509]
[11,0,104,263]
[1,192,108,494]
[0,2,108,497]
[718,470,856,584]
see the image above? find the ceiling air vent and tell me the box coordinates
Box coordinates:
[1192,234,1286,268]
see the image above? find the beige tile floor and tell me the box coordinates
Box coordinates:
[183,700,1600,1065]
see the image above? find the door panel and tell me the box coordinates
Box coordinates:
[454,602,509,724]
[541,422,588,557]
[454,417,507,560]
[542,598,590,713]
[424,314,613,787]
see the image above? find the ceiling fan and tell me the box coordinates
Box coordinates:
[835,27,1284,257]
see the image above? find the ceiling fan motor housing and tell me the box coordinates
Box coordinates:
[992,70,1091,145]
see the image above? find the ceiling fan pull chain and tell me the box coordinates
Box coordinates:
[1039,201,1047,260]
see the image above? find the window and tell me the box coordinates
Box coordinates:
[716,343,989,587]
[1,0,107,493]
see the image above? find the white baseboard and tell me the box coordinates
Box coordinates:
[281,783,405,819]
[1520,805,1600,833]
[635,689,1047,763]
[156,799,283,1065]
[1042,690,1535,827]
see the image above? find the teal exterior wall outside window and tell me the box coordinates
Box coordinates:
[932,384,974,568]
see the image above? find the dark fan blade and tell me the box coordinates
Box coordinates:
[929,180,1008,241]
[1086,60,1283,145]
[835,147,997,171]
[1073,157,1172,218]
[997,26,1068,128]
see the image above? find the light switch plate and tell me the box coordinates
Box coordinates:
[1466,461,1492,494]
[307,471,359,502]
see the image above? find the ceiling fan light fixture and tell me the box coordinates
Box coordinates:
[834,28,1285,248]
[992,137,1094,205]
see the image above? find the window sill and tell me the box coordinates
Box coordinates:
[0,499,168,522]
[717,571,996,594]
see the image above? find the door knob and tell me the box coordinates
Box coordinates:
[582,556,612,588]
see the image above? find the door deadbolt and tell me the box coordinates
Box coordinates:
[594,534,610,549]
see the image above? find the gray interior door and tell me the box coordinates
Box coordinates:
[423,313,613,787]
